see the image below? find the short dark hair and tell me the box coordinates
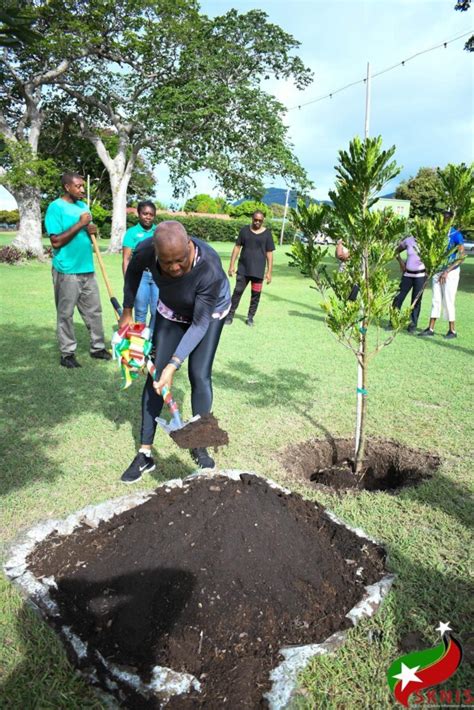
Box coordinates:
[137,200,156,214]
[61,172,83,188]
[443,208,454,217]
[252,210,265,219]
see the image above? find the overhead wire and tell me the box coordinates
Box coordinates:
[287,30,473,112]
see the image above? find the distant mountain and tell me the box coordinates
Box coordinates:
[233,187,298,208]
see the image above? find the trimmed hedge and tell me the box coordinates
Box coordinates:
[125,212,295,244]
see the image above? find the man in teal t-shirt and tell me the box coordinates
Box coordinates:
[122,200,158,332]
[45,172,111,368]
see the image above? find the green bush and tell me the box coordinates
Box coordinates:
[183,194,227,214]
[149,212,295,243]
[228,200,269,218]
[0,209,19,225]
[91,203,111,228]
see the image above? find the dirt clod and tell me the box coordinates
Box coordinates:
[170,413,229,449]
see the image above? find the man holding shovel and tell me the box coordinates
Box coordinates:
[45,173,111,368]
[119,221,231,483]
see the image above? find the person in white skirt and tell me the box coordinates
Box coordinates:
[418,210,465,340]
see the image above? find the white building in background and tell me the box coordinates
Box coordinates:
[371,197,411,217]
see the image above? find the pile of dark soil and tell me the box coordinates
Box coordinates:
[27,474,387,708]
[281,437,440,492]
[170,413,229,450]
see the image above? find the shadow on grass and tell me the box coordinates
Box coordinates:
[213,359,320,409]
[3,546,472,706]
[288,309,325,322]
[386,553,473,674]
[1,567,195,707]
[0,322,173,496]
[264,290,323,314]
[411,332,474,357]
[399,469,473,531]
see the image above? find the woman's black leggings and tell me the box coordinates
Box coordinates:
[140,312,225,445]
[229,273,263,318]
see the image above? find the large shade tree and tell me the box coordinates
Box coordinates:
[38,113,156,209]
[395,167,443,219]
[57,2,313,251]
[0,0,161,254]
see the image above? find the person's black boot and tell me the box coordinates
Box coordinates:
[190,448,215,469]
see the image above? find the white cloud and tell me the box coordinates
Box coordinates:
[0,186,17,210]
[1,1,472,208]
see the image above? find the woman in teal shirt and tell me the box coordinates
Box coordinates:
[122,200,158,332]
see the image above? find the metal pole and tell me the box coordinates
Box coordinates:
[355,62,371,456]
[364,62,371,139]
[279,187,291,246]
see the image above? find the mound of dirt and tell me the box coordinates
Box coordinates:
[170,413,229,450]
[281,437,440,492]
[26,474,388,707]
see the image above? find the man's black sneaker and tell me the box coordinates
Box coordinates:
[407,323,417,333]
[60,354,81,368]
[224,316,233,325]
[418,328,434,337]
[90,348,112,360]
[245,317,254,327]
[444,330,457,339]
[121,452,156,484]
[190,448,215,469]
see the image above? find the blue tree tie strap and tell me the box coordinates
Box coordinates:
[357,387,368,395]
[359,326,367,334]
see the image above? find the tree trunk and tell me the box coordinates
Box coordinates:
[354,349,368,477]
[354,247,369,478]
[11,187,44,257]
[108,173,130,253]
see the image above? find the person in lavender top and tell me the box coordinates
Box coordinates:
[392,235,427,333]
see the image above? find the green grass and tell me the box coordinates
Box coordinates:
[1,232,473,708]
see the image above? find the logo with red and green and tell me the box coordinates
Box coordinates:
[387,622,463,707]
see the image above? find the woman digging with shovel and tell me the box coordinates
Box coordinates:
[119,221,231,483]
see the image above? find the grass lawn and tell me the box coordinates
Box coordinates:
[1,232,473,708]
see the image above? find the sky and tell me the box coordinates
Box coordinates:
[1,0,472,209]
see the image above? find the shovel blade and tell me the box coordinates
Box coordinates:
[155,414,201,435]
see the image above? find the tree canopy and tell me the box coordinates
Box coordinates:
[395,168,443,218]
[1,0,313,252]
[183,194,227,214]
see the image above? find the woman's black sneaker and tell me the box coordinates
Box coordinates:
[190,448,215,469]
[121,452,155,483]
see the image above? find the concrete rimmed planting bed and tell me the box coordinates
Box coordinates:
[4,471,394,708]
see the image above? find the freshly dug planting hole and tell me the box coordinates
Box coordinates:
[282,437,440,492]
[22,474,389,708]
[170,413,229,449]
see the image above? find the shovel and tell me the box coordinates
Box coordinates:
[145,360,201,434]
[156,386,201,434]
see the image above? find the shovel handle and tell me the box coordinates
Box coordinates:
[90,232,120,321]
[161,386,183,428]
